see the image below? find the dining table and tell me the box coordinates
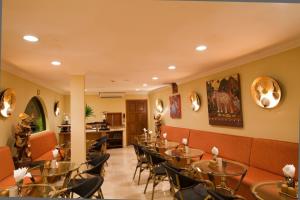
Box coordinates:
[192,159,248,195]
[164,148,204,169]
[0,184,58,198]
[251,181,298,200]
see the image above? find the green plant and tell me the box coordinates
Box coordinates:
[85,104,94,118]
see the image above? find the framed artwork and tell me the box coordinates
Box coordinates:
[206,74,243,127]
[169,94,181,118]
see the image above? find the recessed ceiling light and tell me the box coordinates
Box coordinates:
[152,77,159,80]
[51,61,61,66]
[135,89,140,91]
[23,35,39,42]
[195,45,207,52]
[143,83,148,87]
[168,65,176,70]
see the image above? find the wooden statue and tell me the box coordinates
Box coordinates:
[14,113,32,161]
[154,114,162,137]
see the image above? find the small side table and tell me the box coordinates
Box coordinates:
[252,181,298,200]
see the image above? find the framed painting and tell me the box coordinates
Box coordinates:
[169,94,181,118]
[206,74,243,127]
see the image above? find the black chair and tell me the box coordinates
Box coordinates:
[54,173,104,198]
[207,190,245,200]
[142,147,168,200]
[162,162,213,200]
[132,143,149,185]
[87,136,108,160]
[81,153,110,177]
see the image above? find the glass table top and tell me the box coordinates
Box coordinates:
[252,181,298,200]
[165,148,204,158]
[0,184,57,198]
[192,159,247,177]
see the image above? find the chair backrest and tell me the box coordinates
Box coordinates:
[96,135,108,144]
[143,147,165,166]
[162,162,198,189]
[85,153,110,175]
[0,146,15,180]
[70,176,103,198]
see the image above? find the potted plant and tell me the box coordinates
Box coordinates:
[85,105,94,118]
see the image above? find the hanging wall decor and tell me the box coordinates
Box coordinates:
[0,88,16,118]
[190,92,201,111]
[54,101,60,116]
[169,94,181,118]
[206,74,243,127]
[155,99,164,113]
[251,76,281,109]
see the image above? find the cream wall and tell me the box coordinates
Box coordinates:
[149,47,300,143]
[0,70,65,148]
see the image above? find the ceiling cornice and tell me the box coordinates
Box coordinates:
[176,37,300,86]
[1,60,67,95]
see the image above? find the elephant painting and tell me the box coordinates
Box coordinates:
[206,74,243,127]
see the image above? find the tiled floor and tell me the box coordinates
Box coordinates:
[102,146,173,200]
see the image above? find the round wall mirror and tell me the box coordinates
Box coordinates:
[251,76,281,109]
[155,99,164,113]
[0,88,16,118]
[190,92,200,111]
[54,101,60,116]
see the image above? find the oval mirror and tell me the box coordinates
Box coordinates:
[54,101,60,116]
[155,99,164,113]
[190,92,200,111]
[0,88,16,118]
[251,76,281,109]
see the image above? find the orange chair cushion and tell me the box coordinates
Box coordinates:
[0,147,15,181]
[161,125,190,143]
[34,151,54,161]
[29,131,58,160]
[189,129,253,165]
[250,138,298,178]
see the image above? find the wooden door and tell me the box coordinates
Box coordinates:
[126,100,148,145]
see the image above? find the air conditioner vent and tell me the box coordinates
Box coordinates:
[99,92,125,98]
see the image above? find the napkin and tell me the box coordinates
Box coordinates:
[14,167,28,183]
[182,138,188,145]
[211,146,219,156]
[163,133,167,139]
[52,149,59,159]
[143,128,147,133]
[282,164,295,178]
[149,130,153,135]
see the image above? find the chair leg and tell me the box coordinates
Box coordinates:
[144,171,152,194]
[138,167,144,185]
[133,165,139,180]
[151,177,156,200]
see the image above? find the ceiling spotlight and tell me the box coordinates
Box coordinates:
[51,61,61,66]
[152,77,159,80]
[143,83,148,87]
[195,45,207,52]
[23,35,39,42]
[168,65,176,70]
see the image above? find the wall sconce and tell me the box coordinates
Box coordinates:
[54,101,60,116]
[251,76,281,109]
[0,88,16,118]
[190,92,201,111]
[155,99,164,113]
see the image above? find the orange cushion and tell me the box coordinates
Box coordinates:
[161,125,189,143]
[250,138,298,177]
[33,151,54,161]
[0,147,15,181]
[189,129,253,165]
[29,131,58,160]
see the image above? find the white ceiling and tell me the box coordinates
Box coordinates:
[2,0,300,94]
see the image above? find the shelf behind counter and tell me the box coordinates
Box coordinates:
[59,127,125,149]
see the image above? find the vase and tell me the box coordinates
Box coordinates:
[285,176,295,188]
